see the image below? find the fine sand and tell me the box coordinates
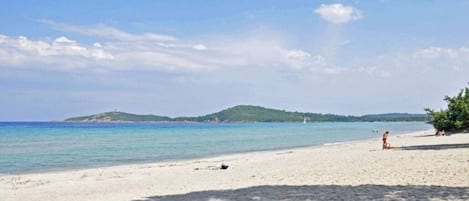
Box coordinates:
[1,130,468,201]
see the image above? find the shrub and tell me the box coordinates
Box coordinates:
[425,84,469,132]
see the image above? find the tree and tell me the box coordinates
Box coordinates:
[425,84,469,132]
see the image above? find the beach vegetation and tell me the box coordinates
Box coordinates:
[425,84,469,131]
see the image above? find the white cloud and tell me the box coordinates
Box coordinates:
[30,21,337,72]
[413,46,469,71]
[39,19,176,42]
[158,43,176,48]
[286,49,311,60]
[1,31,382,77]
[54,36,76,43]
[0,31,335,73]
[0,35,114,68]
[322,67,344,74]
[192,44,207,50]
[5,27,466,81]
[415,46,460,59]
[93,42,102,48]
[284,50,329,71]
[321,66,382,76]
[314,4,362,24]
[352,46,469,79]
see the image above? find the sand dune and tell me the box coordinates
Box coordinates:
[1,130,468,201]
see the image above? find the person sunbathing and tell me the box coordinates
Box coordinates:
[436,129,446,136]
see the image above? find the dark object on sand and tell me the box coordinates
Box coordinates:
[221,164,229,169]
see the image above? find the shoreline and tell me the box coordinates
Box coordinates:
[1,129,434,176]
[2,129,468,201]
[2,120,430,123]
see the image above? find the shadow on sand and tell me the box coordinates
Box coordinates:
[413,134,439,138]
[134,184,469,201]
[401,143,469,150]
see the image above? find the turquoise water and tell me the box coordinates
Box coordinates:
[0,122,431,174]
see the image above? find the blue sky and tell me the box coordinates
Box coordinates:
[1,0,469,120]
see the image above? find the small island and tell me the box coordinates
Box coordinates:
[65,110,171,122]
[65,105,431,123]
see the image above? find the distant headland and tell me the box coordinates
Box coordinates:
[64,105,431,123]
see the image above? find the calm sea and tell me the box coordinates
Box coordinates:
[0,122,431,174]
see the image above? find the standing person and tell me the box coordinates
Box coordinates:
[382,131,390,149]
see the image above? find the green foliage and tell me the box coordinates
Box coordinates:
[358,113,430,122]
[425,84,469,131]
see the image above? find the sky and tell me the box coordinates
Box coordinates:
[1,0,469,121]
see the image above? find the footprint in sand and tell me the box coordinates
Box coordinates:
[276,151,294,155]
[80,173,89,179]
[9,176,50,189]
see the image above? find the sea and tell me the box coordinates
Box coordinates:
[0,121,432,174]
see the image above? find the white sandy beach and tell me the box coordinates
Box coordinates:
[1,130,468,201]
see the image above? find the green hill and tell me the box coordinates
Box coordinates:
[196,105,304,122]
[65,105,431,122]
[186,105,358,122]
[65,111,171,122]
